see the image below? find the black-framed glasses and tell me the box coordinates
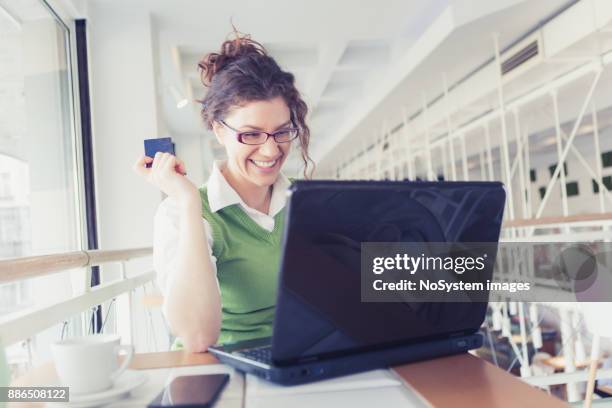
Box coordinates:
[220,120,299,145]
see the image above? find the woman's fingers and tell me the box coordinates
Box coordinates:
[152,152,165,171]
[134,152,196,202]
[161,153,176,174]
[136,152,186,186]
[175,158,187,175]
[133,156,153,177]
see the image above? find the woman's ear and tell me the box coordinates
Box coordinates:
[211,122,225,146]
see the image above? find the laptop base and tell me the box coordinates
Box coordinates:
[209,333,482,386]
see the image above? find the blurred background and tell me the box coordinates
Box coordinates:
[3,0,612,403]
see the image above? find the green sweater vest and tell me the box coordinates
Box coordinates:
[171,186,286,350]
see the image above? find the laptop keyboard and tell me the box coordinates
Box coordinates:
[235,345,272,364]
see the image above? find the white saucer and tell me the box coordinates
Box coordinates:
[56,370,148,408]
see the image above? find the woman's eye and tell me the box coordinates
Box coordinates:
[241,132,263,139]
[274,129,297,141]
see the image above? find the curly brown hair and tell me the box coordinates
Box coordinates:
[198,30,314,178]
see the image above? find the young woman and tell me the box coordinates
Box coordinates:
[134,33,313,352]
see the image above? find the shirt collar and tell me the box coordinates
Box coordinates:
[206,160,291,217]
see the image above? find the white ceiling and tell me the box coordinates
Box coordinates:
[83,0,452,175]
[1,0,581,176]
[313,0,577,174]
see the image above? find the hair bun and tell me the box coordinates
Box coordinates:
[198,33,267,87]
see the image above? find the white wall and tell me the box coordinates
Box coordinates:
[87,4,169,351]
[88,3,161,253]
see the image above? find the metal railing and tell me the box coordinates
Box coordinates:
[0,247,154,346]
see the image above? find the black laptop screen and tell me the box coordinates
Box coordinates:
[271,181,505,364]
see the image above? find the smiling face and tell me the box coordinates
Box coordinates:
[213,96,293,188]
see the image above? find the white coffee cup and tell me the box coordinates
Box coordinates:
[51,334,134,395]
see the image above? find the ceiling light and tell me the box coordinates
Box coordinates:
[176,99,189,109]
[169,86,189,109]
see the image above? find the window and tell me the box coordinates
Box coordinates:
[603,175,612,191]
[538,186,546,199]
[566,182,579,197]
[548,163,568,177]
[594,177,612,192]
[529,169,536,183]
[0,0,84,374]
[602,150,612,168]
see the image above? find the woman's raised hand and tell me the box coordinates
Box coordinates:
[133,152,199,205]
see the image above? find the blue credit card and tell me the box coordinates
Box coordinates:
[144,137,175,167]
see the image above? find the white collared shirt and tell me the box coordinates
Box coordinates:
[153,160,291,298]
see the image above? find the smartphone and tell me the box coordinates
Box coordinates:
[147,373,230,407]
[144,137,175,168]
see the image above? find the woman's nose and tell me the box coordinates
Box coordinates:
[259,136,281,156]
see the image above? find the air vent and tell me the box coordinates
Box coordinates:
[501,40,538,75]
[500,32,543,83]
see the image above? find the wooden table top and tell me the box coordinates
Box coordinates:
[393,353,569,408]
[12,351,569,407]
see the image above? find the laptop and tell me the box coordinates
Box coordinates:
[208,180,506,385]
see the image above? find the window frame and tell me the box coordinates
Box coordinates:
[41,0,102,332]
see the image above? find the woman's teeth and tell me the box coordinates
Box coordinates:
[251,159,277,168]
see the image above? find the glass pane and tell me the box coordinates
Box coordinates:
[0,0,82,372]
